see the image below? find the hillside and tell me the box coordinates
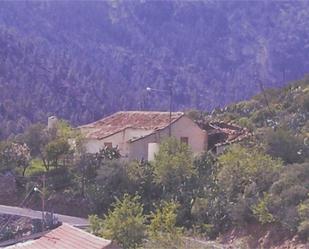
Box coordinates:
[210,76,309,135]
[0,1,309,138]
[0,75,308,247]
[191,78,309,248]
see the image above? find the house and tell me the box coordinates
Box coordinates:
[6,223,120,249]
[205,121,251,154]
[78,111,207,161]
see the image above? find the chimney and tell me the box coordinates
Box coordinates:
[48,116,58,130]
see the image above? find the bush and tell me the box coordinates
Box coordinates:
[153,137,195,196]
[218,145,282,203]
[148,201,184,248]
[237,117,255,131]
[265,128,307,164]
[100,194,146,249]
[298,199,309,241]
[217,145,282,224]
[267,163,309,232]
[46,167,73,190]
[252,194,275,224]
[251,109,274,127]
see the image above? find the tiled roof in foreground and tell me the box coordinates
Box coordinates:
[79,111,184,139]
[7,223,119,249]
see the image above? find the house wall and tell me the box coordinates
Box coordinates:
[83,131,124,154]
[83,128,152,157]
[128,116,207,160]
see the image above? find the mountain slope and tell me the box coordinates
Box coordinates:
[0,1,309,138]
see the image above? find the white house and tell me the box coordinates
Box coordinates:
[78,111,208,161]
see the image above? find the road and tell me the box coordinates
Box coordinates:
[0,204,89,228]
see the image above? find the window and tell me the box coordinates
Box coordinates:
[180,137,189,145]
[104,142,113,148]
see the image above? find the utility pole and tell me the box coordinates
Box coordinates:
[34,175,46,232]
[41,175,46,232]
[168,84,173,137]
[146,85,173,137]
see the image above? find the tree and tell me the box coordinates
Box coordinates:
[267,162,309,232]
[217,145,282,224]
[43,138,72,170]
[0,141,31,176]
[297,198,309,241]
[97,194,146,249]
[19,123,49,157]
[74,152,99,196]
[75,147,121,197]
[153,137,195,196]
[191,152,229,238]
[265,128,308,164]
[148,201,183,249]
[126,160,159,212]
[218,145,282,202]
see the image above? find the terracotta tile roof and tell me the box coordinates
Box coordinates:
[79,111,184,140]
[208,121,251,147]
[7,223,119,249]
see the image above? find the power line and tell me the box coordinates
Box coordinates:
[0,185,36,235]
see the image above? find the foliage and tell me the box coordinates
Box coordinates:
[17,124,48,157]
[86,160,133,215]
[0,141,30,175]
[218,145,282,203]
[297,199,309,241]
[191,152,229,238]
[74,152,99,196]
[252,194,275,224]
[217,145,282,224]
[43,138,72,170]
[153,137,195,196]
[88,214,103,236]
[237,117,255,132]
[148,201,184,249]
[191,196,228,239]
[192,152,218,196]
[25,159,45,176]
[267,163,309,232]
[265,128,307,164]
[74,147,121,197]
[100,194,146,249]
[46,167,73,190]
[1,2,309,138]
[126,160,159,212]
[96,147,121,161]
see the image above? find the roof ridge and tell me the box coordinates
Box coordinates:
[79,111,185,140]
[115,110,184,114]
[60,223,111,243]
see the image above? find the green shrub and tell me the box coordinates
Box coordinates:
[251,109,274,127]
[267,163,309,232]
[265,128,307,164]
[298,199,309,241]
[217,145,282,225]
[237,117,255,131]
[101,194,146,249]
[252,194,275,224]
[148,201,184,248]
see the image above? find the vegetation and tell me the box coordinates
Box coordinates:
[1,1,309,138]
[153,137,195,196]
[0,78,308,246]
[147,201,184,248]
[99,194,146,249]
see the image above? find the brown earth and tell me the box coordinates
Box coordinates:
[217,224,309,249]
